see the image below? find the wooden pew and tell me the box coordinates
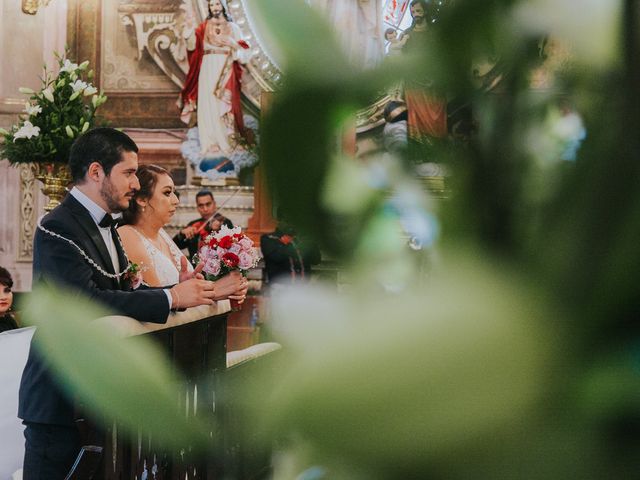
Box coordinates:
[223,342,282,480]
[91,302,231,479]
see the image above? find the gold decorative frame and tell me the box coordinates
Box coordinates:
[21,0,52,15]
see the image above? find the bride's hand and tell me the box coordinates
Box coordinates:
[228,277,249,304]
[178,256,204,283]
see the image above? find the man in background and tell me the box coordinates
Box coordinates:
[260,215,321,286]
[173,190,233,260]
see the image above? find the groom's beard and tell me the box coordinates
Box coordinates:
[101,176,130,213]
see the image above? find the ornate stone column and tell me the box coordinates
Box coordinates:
[0,161,46,291]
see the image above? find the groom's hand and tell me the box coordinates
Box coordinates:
[170,277,216,309]
[178,256,204,282]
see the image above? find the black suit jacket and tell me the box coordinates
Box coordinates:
[260,228,321,285]
[19,194,170,426]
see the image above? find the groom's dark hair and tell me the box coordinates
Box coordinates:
[69,127,139,183]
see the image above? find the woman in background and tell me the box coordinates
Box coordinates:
[0,266,18,333]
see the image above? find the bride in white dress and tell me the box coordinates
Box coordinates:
[118,164,194,287]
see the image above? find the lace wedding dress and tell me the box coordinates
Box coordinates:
[132,228,192,286]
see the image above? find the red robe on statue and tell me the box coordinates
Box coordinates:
[180,20,251,142]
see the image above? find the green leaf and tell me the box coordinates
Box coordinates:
[263,252,562,472]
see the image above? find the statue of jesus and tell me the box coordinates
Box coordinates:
[179,0,253,169]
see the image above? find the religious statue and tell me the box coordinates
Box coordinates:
[402,0,448,140]
[385,28,408,56]
[178,0,256,177]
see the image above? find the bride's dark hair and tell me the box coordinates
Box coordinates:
[122,164,171,225]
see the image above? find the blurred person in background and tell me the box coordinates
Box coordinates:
[173,189,233,260]
[260,214,321,286]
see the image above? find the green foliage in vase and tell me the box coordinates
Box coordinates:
[0,52,107,165]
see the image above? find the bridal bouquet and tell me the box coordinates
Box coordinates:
[195,225,261,310]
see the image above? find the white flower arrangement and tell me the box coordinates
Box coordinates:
[0,52,107,165]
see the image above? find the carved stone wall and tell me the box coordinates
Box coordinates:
[0,161,46,292]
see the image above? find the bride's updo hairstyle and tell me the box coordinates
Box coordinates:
[122,164,170,225]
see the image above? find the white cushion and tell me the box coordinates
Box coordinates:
[226,342,282,368]
[0,327,35,480]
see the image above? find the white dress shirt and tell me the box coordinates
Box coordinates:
[69,187,121,274]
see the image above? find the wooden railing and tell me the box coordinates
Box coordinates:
[91,302,231,479]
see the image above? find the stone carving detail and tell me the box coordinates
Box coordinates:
[123,11,189,88]
[101,1,187,92]
[18,163,37,262]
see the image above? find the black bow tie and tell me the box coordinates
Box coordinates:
[98,214,117,228]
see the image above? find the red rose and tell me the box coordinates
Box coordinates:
[218,235,234,249]
[237,40,250,50]
[233,233,243,239]
[280,234,294,245]
[207,236,218,248]
[222,252,240,267]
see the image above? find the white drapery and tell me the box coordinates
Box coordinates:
[0,327,35,480]
[310,0,384,69]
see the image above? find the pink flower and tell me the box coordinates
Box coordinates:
[238,237,253,250]
[229,243,241,255]
[238,251,254,269]
[203,258,221,277]
[130,273,143,290]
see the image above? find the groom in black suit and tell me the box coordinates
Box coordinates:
[18,128,246,479]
